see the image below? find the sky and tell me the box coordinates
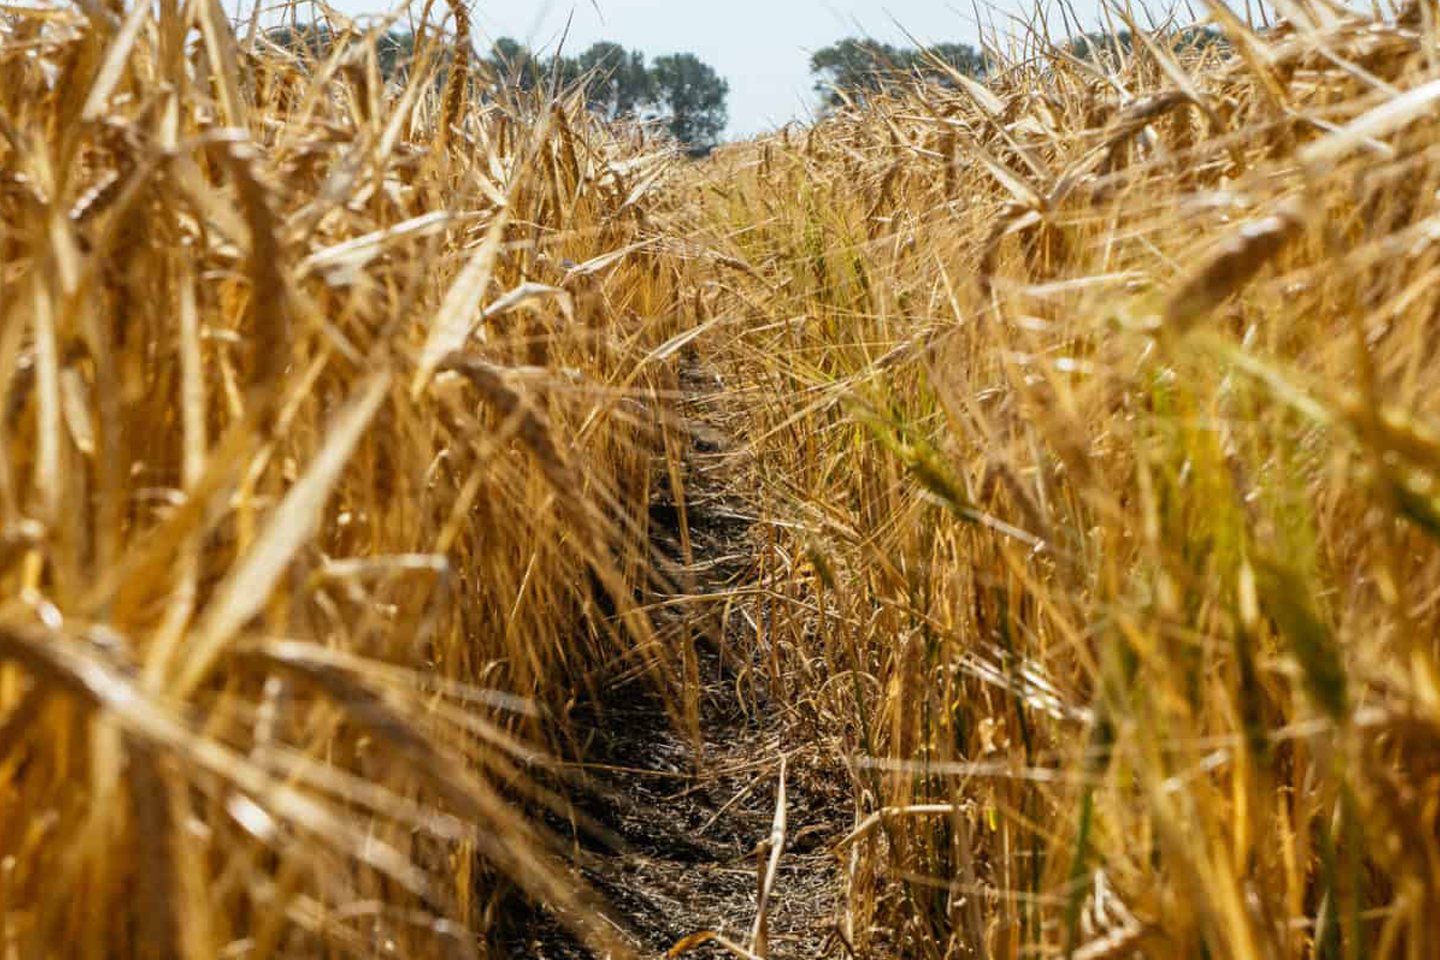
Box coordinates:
[278,0,1116,139]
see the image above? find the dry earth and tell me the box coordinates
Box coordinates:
[500,354,852,959]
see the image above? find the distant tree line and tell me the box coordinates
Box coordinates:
[1066,26,1229,62]
[265,24,1230,146]
[809,38,987,109]
[264,25,728,149]
[264,24,417,77]
[808,27,1229,108]
[486,39,728,150]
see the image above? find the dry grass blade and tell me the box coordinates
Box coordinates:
[941,64,1005,117]
[236,637,542,716]
[1300,75,1440,166]
[831,803,961,850]
[412,210,511,393]
[562,239,655,279]
[440,0,470,142]
[228,640,630,958]
[176,371,391,696]
[955,127,1044,210]
[296,210,474,281]
[667,931,767,960]
[749,755,787,958]
[482,281,575,324]
[0,622,432,898]
[78,0,151,122]
[194,0,247,128]
[28,274,62,526]
[223,144,290,406]
[1163,200,1305,332]
[435,353,573,492]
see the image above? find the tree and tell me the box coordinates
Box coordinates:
[486,36,545,91]
[1064,27,1226,63]
[810,37,986,110]
[1172,26,1229,54]
[376,30,415,79]
[265,23,339,62]
[561,41,653,121]
[265,24,416,82]
[922,42,987,82]
[468,37,730,147]
[648,53,728,147]
[809,38,908,108]
[1066,30,1133,63]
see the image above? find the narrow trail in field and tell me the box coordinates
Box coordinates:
[503,353,850,959]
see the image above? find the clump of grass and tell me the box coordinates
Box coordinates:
[0,2,690,957]
[681,8,1440,958]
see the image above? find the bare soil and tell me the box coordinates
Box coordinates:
[498,355,851,959]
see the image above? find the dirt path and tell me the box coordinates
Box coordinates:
[502,355,850,959]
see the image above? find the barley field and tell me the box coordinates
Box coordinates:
[3,1,1440,958]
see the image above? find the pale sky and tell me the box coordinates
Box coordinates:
[253,0,1133,139]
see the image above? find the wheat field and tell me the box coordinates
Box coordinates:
[3,0,1440,958]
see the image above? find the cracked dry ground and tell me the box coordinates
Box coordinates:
[500,355,851,959]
